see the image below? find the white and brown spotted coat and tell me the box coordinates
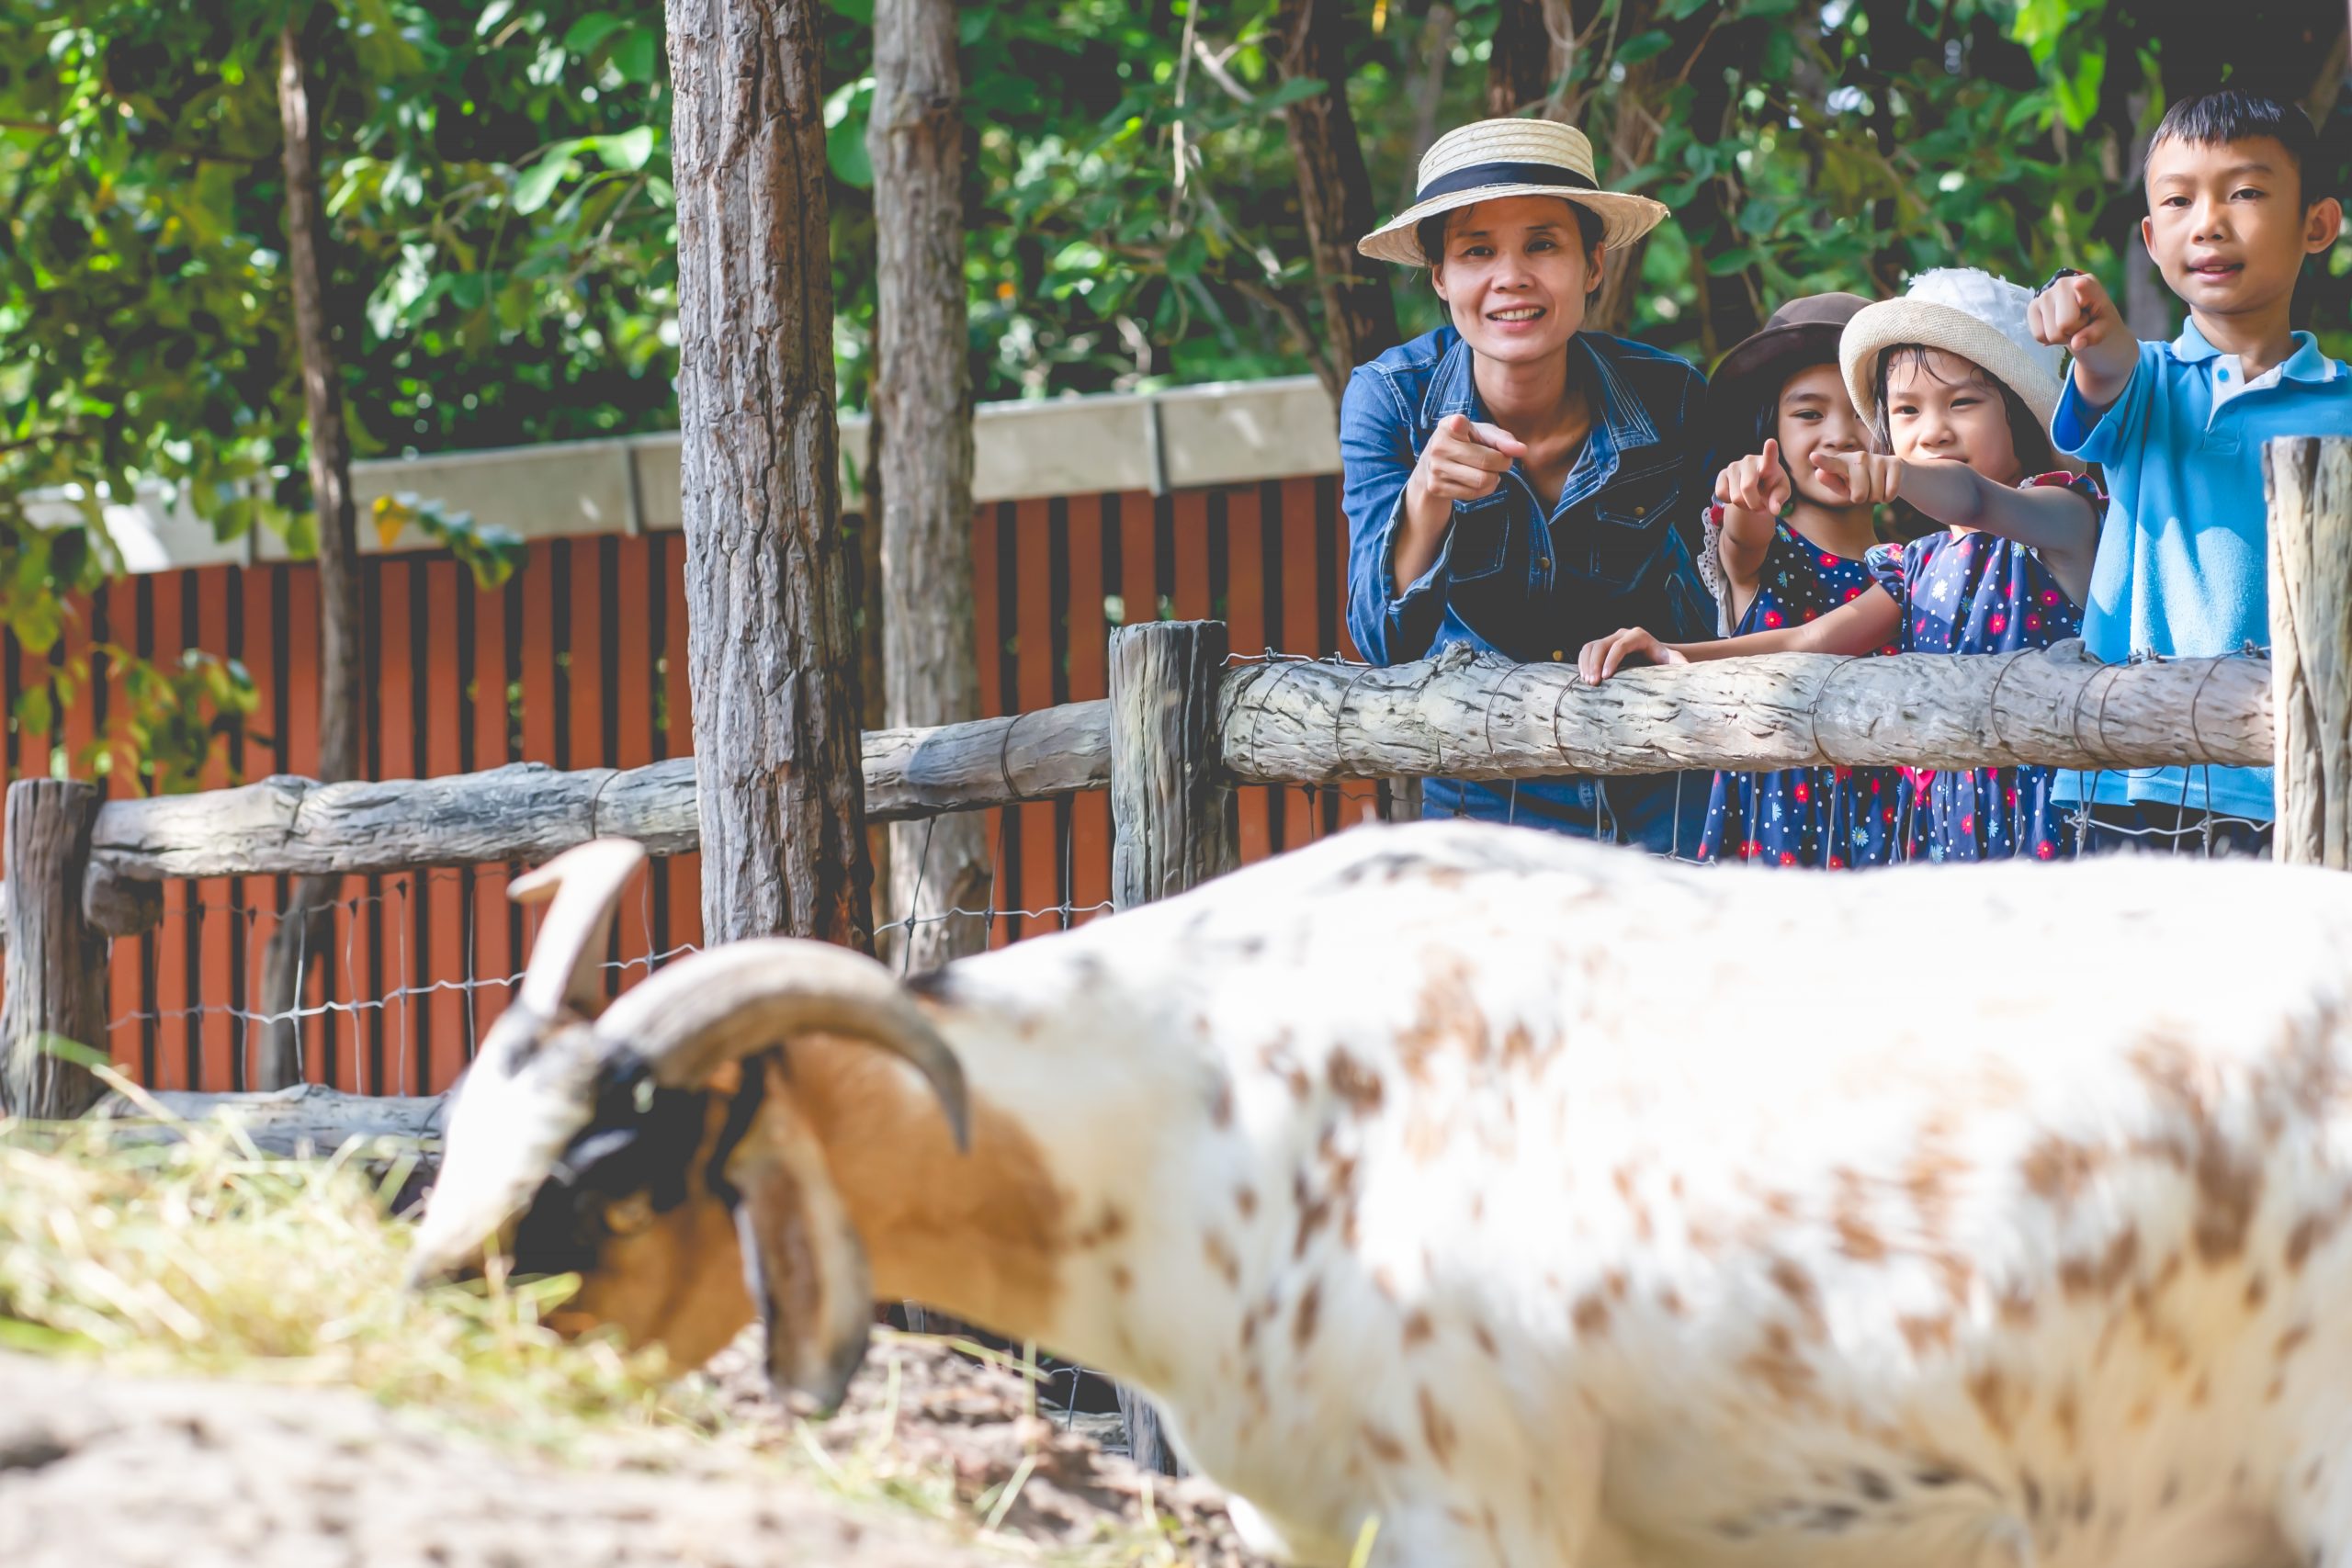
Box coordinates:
[898,819,2352,1568]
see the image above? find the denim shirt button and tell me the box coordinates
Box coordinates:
[1551,649,1565,660]
[1537,555,1552,571]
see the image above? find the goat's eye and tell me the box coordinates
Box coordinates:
[604,1192,657,1236]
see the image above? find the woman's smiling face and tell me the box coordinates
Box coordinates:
[1430,196,1601,365]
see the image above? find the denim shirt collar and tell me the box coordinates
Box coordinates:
[1413,330,1665,504]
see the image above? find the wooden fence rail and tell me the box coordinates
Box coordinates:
[51,639,2275,906]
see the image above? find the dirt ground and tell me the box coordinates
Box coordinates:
[0,1334,1271,1567]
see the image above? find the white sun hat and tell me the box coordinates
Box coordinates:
[1357,118,1670,267]
[1839,267,2066,432]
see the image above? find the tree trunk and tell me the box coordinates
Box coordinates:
[868,0,989,973]
[1400,2,1457,202]
[259,15,364,1090]
[1583,54,1660,336]
[1487,0,1550,118]
[1,780,109,1120]
[668,0,873,950]
[1273,0,1401,400]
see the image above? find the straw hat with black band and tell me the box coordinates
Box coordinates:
[1358,119,1669,266]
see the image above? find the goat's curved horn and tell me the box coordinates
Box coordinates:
[509,839,647,1020]
[591,939,969,1152]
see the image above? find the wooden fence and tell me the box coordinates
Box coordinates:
[0,478,1367,1099]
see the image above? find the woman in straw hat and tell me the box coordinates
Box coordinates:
[1342,118,1715,854]
[1580,268,2104,863]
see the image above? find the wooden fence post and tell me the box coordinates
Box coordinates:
[2,779,110,1119]
[1111,620,1238,908]
[2267,436,2352,866]
[1106,618,1237,1474]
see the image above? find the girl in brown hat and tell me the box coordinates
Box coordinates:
[1690,293,1904,868]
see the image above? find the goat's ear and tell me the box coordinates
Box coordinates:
[729,1065,875,1415]
[509,839,647,1021]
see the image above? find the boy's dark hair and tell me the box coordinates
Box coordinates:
[1871,344,2063,478]
[1419,199,1605,290]
[2149,88,2324,205]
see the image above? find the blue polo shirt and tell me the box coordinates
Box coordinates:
[2051,322,2352,820]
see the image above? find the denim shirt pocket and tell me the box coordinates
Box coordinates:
[1446,491,1516,581]
[1583,470,1680,592]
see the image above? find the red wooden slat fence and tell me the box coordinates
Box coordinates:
[1,478,1375,1094]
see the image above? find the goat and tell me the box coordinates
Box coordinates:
[413,820,2352,1568]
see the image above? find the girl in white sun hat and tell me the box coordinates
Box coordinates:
[1342,118,1717,856]
[1578,267,2105,864]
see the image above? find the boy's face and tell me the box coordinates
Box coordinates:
[2142,135,2340,325]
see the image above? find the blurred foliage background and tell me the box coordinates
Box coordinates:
[0,0,2346,784]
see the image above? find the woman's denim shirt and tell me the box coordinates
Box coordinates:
[1340,326,1716,852]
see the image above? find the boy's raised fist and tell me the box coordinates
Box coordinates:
[2029,273,2120,356]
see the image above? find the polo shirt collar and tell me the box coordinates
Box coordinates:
[2171,320,2339,385]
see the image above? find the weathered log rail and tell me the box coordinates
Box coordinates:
[1217,639,2273,784]
[54,641,2275,897]
[85,700,1114,886]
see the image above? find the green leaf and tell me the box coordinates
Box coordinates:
[826,86,873,187]
[587,126,657,172]
[562,12,627,54]
[1616,29,1672,65]
[512,150,577,216]
[609,26,659,85]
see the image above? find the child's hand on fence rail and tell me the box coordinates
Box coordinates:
[1715,440,1793,519]
[1408,412,1529,506]
[1577,627,1687,683]
[1808,449,1904,507]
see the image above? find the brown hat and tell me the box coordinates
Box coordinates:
[1702,292,1872,457]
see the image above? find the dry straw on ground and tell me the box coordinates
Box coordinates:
[0,1088,1264,1566]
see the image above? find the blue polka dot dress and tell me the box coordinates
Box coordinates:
[1700,520,1902,867]
[1866,472,2096,863]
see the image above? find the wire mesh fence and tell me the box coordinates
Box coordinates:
[91,769,1396,1098]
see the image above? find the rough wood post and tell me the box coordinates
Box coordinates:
[1106,619,1237,1475]
[2,780,110,1119]
[2267,436,2352,866]
[1111,620,1238,911]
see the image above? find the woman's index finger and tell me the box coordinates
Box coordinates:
[1468,421,1530,457]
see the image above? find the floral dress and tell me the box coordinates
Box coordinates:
[1866,472,2097,863]
[1700,519,1902,868]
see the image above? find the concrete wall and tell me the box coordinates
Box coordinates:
[26,375,1342,573]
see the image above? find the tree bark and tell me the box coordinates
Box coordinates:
[1400,2,1457,202]
[1273,0,1400,400]
[868,0,989,973]
[668,0,873,950]
[259,15,364,1090]
[1216,641,2273,783]
[1486,0,1550,117]
[2267,436,2352,867]
[1,780,108,1119]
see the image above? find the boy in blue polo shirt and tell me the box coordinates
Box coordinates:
[2030,88,2349,853]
